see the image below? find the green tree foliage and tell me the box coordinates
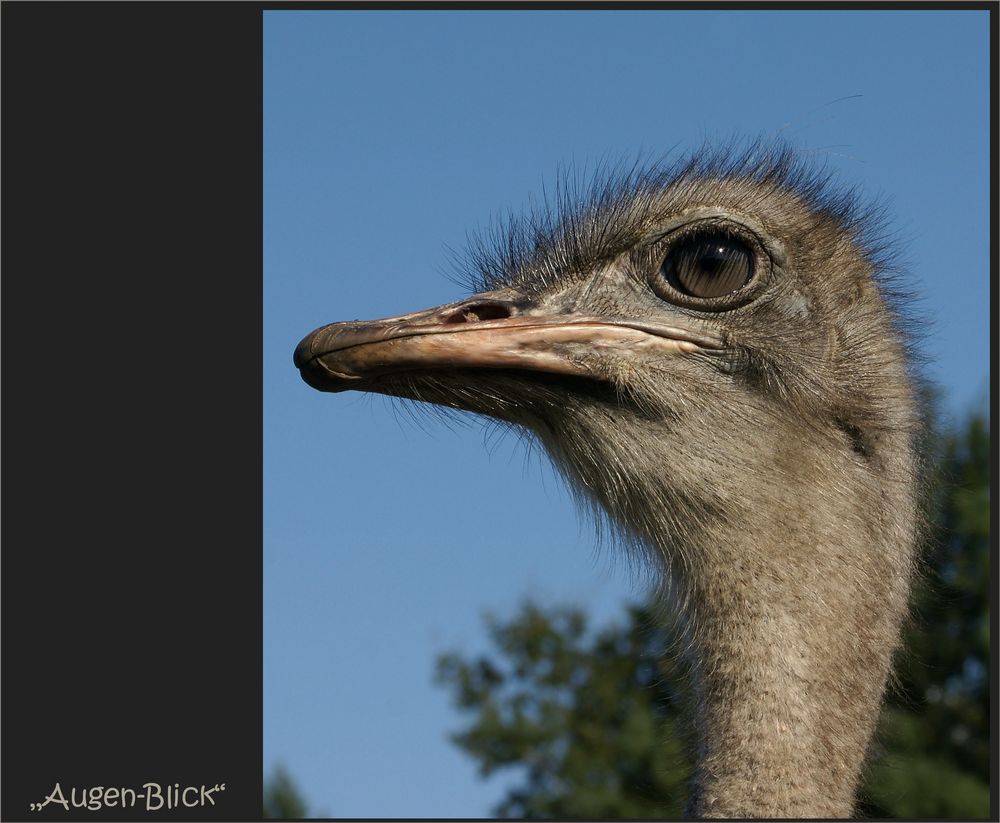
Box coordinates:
[264,763,310,819]
[436,411,991,819]
[437,604,693,818]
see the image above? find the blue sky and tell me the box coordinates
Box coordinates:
[264,10,989,817]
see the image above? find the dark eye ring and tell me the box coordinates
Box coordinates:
[660,232,755,299]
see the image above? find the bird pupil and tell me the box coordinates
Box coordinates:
[660,232,753,300]
[699,248,727,274]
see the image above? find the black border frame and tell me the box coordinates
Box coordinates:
[1,3,263,820]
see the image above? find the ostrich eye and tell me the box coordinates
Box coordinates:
[661,233,754,299]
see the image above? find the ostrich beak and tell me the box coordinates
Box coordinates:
[294,292,721,393]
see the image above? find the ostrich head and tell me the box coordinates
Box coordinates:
[293,144,920,818]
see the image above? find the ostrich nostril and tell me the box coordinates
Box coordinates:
[441,301,516,324]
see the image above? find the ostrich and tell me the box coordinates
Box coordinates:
[293,144,920,819]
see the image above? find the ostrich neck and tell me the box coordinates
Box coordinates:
[679,557,890,819]
[665,468,914,819]
[543,402,916,818]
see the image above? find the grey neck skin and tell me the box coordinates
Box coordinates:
[681,542,903,819]
[677,433,913,819]
[540,404,917,820]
